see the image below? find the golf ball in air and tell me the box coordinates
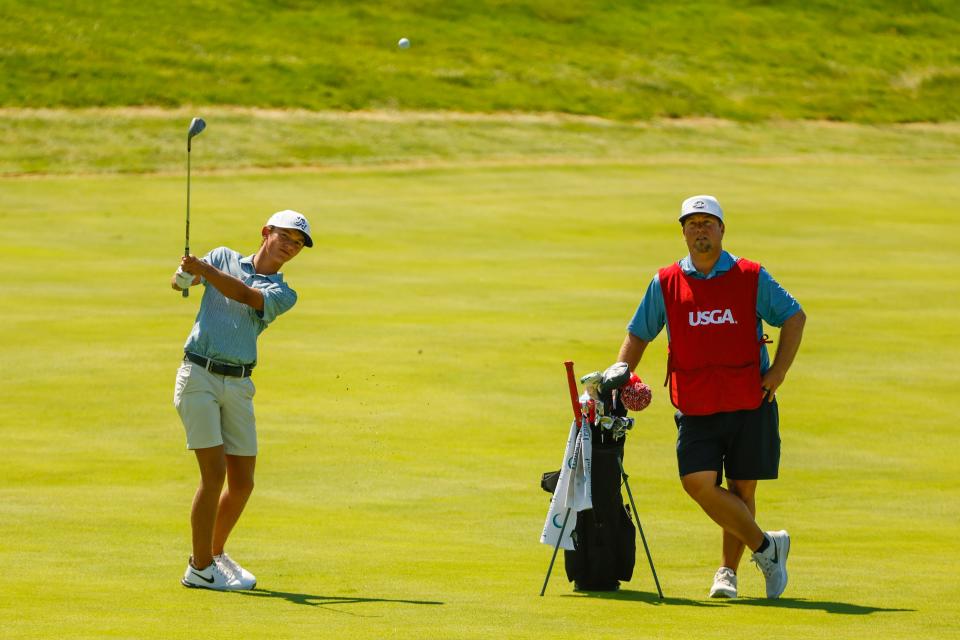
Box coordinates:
[398,37,410,49]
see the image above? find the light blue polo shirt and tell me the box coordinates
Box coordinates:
[627,251,802,373]
[183,247,298,366]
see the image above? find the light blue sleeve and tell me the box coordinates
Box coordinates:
[627,274,667,341]
[199,247,229,285]
[256,283,298,325]
[757,267,802,327]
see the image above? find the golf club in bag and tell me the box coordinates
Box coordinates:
[539,361,663,598]
[182,117,206,298]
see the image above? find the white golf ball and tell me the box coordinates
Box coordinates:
[398,37,410,49]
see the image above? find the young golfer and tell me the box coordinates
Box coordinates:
[615,195,805,599]
[171,210,312,591]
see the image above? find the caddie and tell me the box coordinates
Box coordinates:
[171,209,312,591]
[614,195,806,599]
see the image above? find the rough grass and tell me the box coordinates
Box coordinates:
[3,107,960,176]
[2,0,959,122]
[1,141,958,638]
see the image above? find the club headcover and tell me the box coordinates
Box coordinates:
[599,362,631,393]
[621,373,653,412]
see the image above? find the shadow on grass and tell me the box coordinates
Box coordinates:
[730,597,914,615]
[562,589,722,607]
[564,590,913,615]
[233,588,443,614]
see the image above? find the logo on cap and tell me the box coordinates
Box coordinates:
[693,200,706,209]
[293,216,307,230]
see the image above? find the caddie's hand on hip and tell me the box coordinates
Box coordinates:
[760,366,786,402]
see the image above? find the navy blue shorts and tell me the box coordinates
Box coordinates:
[675,398,780,481]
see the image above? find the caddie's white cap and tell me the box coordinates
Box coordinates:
[266,210,313,247]
[679,195,724,224]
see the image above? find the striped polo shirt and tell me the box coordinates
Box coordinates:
[182,247,298,366]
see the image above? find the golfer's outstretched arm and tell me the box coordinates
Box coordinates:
[618,333,649,371]
[761,309,806,399]
[180,255,265,311]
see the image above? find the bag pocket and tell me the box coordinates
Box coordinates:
[617,503,637,581]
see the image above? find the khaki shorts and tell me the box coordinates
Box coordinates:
[174,359,257,456]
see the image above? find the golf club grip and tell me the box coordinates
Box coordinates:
[181,247,189,297]
[564,361,581,424]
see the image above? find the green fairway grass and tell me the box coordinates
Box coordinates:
[2,134,958,637]
[3,1,959,122]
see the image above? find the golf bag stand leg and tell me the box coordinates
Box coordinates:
[618,455,664,599]
[539,506,572,597]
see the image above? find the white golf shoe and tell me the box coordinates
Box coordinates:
[751,530,790,598]
[214,552,257,590]
[181,557,242,591]
[709,567,737,598]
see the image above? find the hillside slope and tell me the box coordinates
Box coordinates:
[2,0,959,122]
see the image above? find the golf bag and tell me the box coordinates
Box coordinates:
[540,361,662,598]
[563,390,636,591]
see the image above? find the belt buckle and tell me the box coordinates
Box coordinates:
[205,358,214,373]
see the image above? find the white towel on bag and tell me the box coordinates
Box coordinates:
[540,419,593,550]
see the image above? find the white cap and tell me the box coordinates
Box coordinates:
[265,210,313,247]
[679,195,724,224]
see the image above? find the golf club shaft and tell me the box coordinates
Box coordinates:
[182,148,191,297]
[618,456,664,599]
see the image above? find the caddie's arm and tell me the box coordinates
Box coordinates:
[617,332,650,371]
[180,255,265,311]
[619,274,665,371]
[760,309,806,401]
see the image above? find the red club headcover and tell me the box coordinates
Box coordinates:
[621,373,652,412]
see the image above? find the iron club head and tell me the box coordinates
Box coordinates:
[187,117,206,151]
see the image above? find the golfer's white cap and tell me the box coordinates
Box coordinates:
[679,195,724,224]
[266,210,313,247]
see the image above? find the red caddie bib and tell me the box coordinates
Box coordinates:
[659,258,764,415]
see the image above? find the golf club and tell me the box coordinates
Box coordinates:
[183,117,206,298]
